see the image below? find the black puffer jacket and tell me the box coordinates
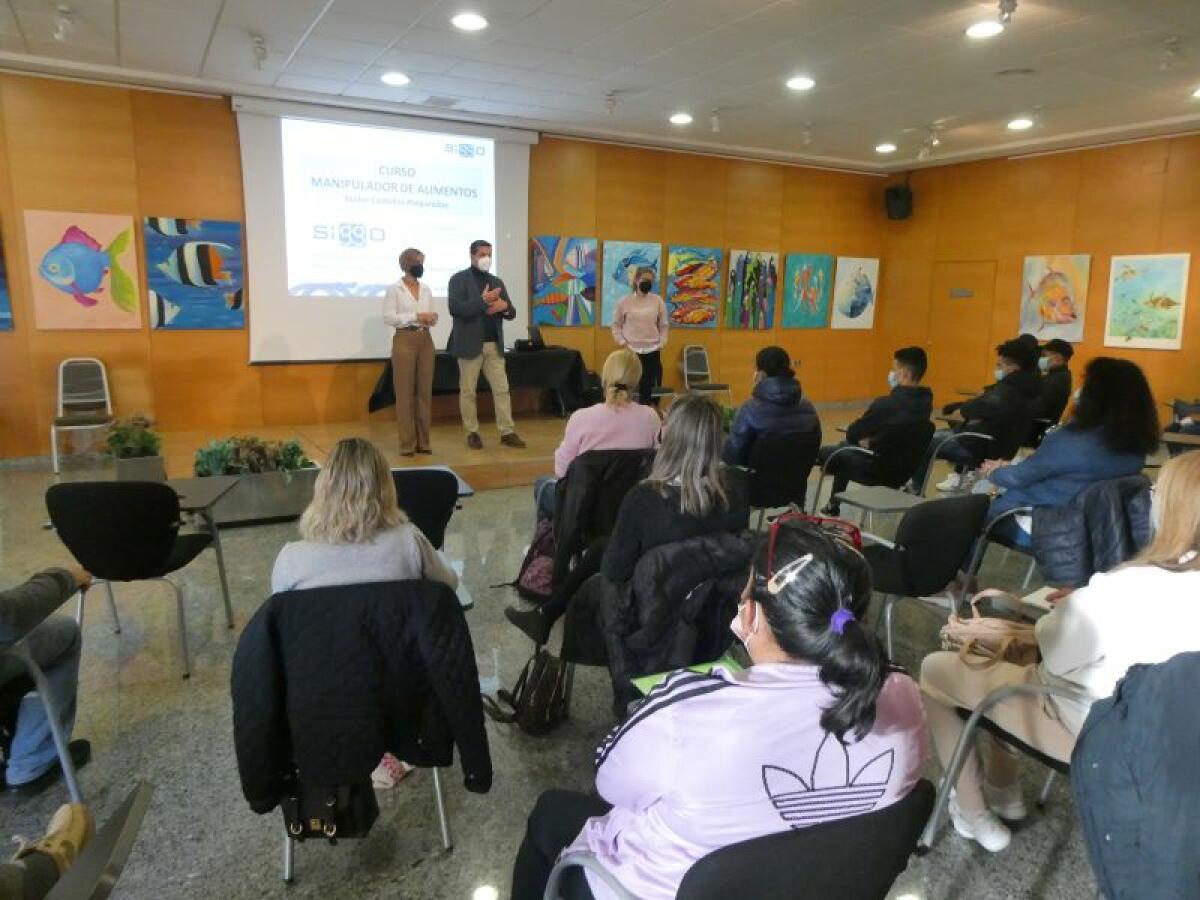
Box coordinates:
[846,385,933,445]
[724,376,820,466]
[1031,475,1152,588]
[951,368,1042,460]
[231,581,491,814]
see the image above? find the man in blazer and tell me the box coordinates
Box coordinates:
[447,239,525,449]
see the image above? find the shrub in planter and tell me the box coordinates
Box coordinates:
[104,416,162,459]
[194,436,314,477]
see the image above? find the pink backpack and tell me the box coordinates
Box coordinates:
[516,518,555,602]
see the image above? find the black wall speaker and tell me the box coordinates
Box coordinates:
[884,183,913,220]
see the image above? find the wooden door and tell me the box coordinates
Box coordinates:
[925,261,997,409]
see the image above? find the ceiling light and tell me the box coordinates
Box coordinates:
[472,887,499,900]
[1192,86,1200,98]
[451,12,488,31]
[709,109,721,133]
[786,75,815,91]
[875,142,897,154]
[966,20,1004,39]
[380,70,410,86]
[52,4,74,41]
[998,0,1017,24]
[250,34,267,69]
[1007,116,1034,130]
[669,111,693,125]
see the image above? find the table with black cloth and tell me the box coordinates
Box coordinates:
[368,346,587,416]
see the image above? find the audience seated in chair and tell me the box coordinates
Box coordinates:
[0,803,93,900]
[511,519,928,900]
[722,346,820,467]
[920,451,1200,853]
[819,345,933,516]
[1030,339,1074,436]
[534,349,661,522]
[911,338,1041,493]
[507,395,748,648]
[976,357,1159,550]
[0,568,91,796]
[1165,398,1200,457]
[270,436,457,789]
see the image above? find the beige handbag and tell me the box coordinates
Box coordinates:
[939,589,1040,669]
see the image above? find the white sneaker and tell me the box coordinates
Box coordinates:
[936,473,962,492]
[984,781,1028,822]
[948,793,1012,852]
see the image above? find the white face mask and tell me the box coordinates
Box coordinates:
[1038,356,1050,373]
[730,599,758,648]
[994,366,1006,383]
[887,370,899,389]
[475,255,492,272]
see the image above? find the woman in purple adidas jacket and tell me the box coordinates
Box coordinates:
[511,519,928,900]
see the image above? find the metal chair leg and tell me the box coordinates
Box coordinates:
[1021,557,1037,591]
[562,662,576,719]
[12,648,83,804]
[50,425,60,474]
[883,595,896,660]
[75,585,86,628]
[755,507,765,531]
[104,581,121,633]
[160,578,191,678]
[1038,770,1056,809]
[432,767,453,852]
[282,826,295,882]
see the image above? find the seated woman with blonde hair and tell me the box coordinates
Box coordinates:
[270,436,458,789]
[920,450,1200,854]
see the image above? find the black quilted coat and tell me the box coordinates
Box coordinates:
[1031,475,1152,588]
[231,581,491,814]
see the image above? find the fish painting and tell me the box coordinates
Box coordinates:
[1104,253,1189,350]
[531,236,597,326]
[782,253,833,329]
[830,257,880,330]
[601,240,661,326]
[38,225,137,310]
[143,216,245,329]
[146,217,202,237]
[665,245,722,328]
[1020,255,1089,342]
[1143,294,1180,310]
[839,269,874,318]
[1025,269,1079,330]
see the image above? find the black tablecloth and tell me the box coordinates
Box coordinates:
[368,347,587,414]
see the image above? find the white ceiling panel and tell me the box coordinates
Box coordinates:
[274,73,347,95]
[311,12,410,46]
[370,49,460,76]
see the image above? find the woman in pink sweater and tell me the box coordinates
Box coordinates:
[611,266,668,405]
[533,349,662,520]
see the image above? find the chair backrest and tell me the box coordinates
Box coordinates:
[57,358,112,417]
[677,780,935,900]
[45,482,182,581]
[391,468,459,549]
[683,345,713,388]
[868,419,935,486]
[45,782,153,900]
[747,430,822,509]
[893,495,990,596]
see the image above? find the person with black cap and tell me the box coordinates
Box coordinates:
[1035,338,1074,426]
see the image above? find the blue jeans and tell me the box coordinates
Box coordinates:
[911,429,983,491]
[533,475,558,522]
[0,616,81,785]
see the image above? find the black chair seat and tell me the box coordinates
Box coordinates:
[392,469,459,550]
[955,707,1071,775]
[692,382,729,391]
[54,412,113,427]
[862,543,905,595]
[150,533,213,578]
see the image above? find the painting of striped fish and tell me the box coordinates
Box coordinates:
[144,217,244,329]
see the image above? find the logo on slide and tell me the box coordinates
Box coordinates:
[311,224,387,249]
[444,142,486,159]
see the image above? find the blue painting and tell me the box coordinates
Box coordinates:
[601,240,661,326]
[531,235,596,326]
[0,242,11,331]
[782,253,833,329]
[1104,253,1190,350]
[830,257,879,330]
[144,217,244,329]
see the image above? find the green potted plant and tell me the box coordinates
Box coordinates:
[194,435,318,525]
[105,416,167,481]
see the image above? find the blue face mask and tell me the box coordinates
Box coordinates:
[994,366,1006,383]
[1038,356,1050,373]
[887,370,899,388]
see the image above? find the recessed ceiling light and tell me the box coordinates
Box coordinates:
[1193,86,1200,98]
[786,75,815,91]
[669,111,693,125]
[875,142,897,154]
[380,70,410,87]
[451,12,488,31]
[1007,116,1034,130]
[966,20,1004,39]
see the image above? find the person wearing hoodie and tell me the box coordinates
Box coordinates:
[818,347,933,516]
[911,339,1042,493]
[722,346,820,467]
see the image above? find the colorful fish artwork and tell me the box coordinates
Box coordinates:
[530,235,596,326]
[1104,253,1190,351]
[144,217,244,329]
[25,211,142,330]
[665,245,721,328]
[782,253,833,329]
[1020,255,1090,343]
[601,240,662,326]
[830,257,879,330]
[726,250,778,330]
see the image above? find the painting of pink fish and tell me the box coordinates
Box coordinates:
[25,210,142,330]
[1020,254,1090,343]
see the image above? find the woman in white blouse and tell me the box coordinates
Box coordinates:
[384,248,438,456]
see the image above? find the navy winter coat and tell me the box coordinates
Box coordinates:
[723,376,820,466]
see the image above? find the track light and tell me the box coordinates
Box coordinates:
[800,122,814,147]
[710,109,721,133]
[52,5,73,42]
[998,0,1017,24]
[250,34,268,69]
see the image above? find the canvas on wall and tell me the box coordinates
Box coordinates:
[0,241,11,331]
[25,210,141,330]
[601,240,662,327]
[726,250,778,330]
[1103,253,1190,350]
[1020,254,1090,343]
[830,257,880,330]
[530,235,596,327]
[782,253,833,329]
[664,245,721,329]
[145,217,244,329]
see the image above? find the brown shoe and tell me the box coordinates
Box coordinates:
[466,432,483,449]
[500,433,527,449]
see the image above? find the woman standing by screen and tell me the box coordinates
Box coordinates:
[384,248,438,456]
[611,265,668,405]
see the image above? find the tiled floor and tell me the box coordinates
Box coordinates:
[0,420,1100,900]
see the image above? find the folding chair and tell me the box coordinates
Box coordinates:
[391,467,460,550]
[747,431,821,529]
[967,506,1039,591]
[681,345,733,406]
[50,358,114,474]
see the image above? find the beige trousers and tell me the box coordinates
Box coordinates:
[391,329,434,453]
[920,651,1076,815]
[458,341,514,435]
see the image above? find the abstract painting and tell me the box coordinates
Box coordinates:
[0,241,11,331]
[1020,254,1090,343]
[725,250,778,330]
[664,245,721,328]
[145,217,244,329]
[782,253,833,329]
[601,240,661,326]
[1104,253,1190,350]
[830,257,880,330]
[530,235,596,326]
[25,210,141,330]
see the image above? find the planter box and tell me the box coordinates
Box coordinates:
[116,456,167,482]
[209,467,321,526]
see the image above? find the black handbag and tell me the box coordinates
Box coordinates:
[481,647,569,736]
[279,777,379,844]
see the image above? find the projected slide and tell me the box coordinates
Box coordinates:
[281,118,495,299]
